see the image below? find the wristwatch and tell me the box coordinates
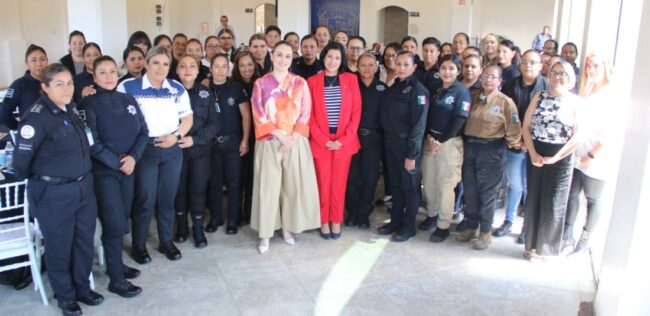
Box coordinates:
[173,132,182,141]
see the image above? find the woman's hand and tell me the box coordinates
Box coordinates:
[154,134,177,148]
[178,136,193,148]
[326,140,342,150]
[81,85,96,97]
[404,158,416,171]
[119,155,136,175]
[239,140,249,156]
[579,155,592,169]
[529,152,545,167]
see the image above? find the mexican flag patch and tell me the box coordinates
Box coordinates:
[460,101,471,112]
[512,113,520,124]
[418,95,427,105]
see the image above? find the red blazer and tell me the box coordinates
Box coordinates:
[307,72,361,159]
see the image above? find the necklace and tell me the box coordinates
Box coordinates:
[325,75,339,87]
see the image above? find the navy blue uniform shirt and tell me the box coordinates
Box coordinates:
[0,71,42,129]
[427,80,471,142]
[209,79,247,136]
[13,95,92,180]
[72,71,94,104]
[80,86,149,170]
[501,64,521,85]
[291,57,322,79]
[185,83,219,159]
[415,64,443,97]
[379,75,429,160]
[359,77,387,130]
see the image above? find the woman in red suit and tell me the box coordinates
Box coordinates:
[308,42,362,240]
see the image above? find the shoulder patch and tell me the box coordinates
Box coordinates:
[417,95,427,105]
[30,104,43,113]
[20,125,35,139]
[459,101,471,112]
[4,88,14,99]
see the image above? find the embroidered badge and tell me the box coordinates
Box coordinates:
[20,125,35,139]
[417,95,427,105]
[127,105,137,115]
[433,72,440,79]
[376,85,385,92]
[227,97,235,106]
[72,107,80,115]
[30,104,43,113]
[198,90,210,99]
[169,87,179,95]
[445,96,455,104]
[489,106,502,116]
[402,86,412,94]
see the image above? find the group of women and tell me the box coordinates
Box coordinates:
[1,24,614,315]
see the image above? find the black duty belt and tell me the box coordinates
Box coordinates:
[464,136,504,144]
[359,128,379,136]
[384,132,408,139]
[214,134,240,143]
[32,174,85,184]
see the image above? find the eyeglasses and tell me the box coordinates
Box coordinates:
[384,54,397,59]
[219,36,233,40]
[520,60,540,66]
[549,71,569,78]
[480,74,499,81]
[349,46,365,52]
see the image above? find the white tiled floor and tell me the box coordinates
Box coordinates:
[0,206,595,315]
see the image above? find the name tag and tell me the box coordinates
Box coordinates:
[85,127,94,146]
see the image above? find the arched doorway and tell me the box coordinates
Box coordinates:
[255,4,277,34]
[379,6,408,44]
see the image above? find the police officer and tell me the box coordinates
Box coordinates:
[72,43,102,104]
[291,35,322,79]
[173,55,219,247]
[415,37,442,94]
[206,53,251,234]
[421,54,471,243]
[378,51,428,242]
[80,56,148,298]
[0,45,48,130]
[345,53,386,229]
[457,64,522,250]
[14,63,103,315]
[117,46,194,264]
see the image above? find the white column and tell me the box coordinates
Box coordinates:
[592,0,650,315]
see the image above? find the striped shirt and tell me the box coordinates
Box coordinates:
[324,76,341,132]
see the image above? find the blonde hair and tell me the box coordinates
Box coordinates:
[578,51,613,97]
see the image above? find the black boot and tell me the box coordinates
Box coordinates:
[174,213,188,243]
[193,220,208,248]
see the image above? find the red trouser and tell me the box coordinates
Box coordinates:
[314,151,353,224]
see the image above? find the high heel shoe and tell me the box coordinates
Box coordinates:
[319,231,332,240]
[258,238,270,254]
[282,230,295,245]
[330,232,342,240]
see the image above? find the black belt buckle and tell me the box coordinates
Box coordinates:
[359,128,373,136]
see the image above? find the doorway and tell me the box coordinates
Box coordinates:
[255,3,277,34]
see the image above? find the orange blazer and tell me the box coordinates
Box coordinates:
[307,72,361,159]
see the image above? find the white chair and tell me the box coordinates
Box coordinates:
[0,180,48,305]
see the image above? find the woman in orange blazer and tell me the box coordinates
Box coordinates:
[308,42,362,240]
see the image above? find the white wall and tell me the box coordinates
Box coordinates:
[0,0,68,88]
[476,0,555,49]
[68,0,128,62]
